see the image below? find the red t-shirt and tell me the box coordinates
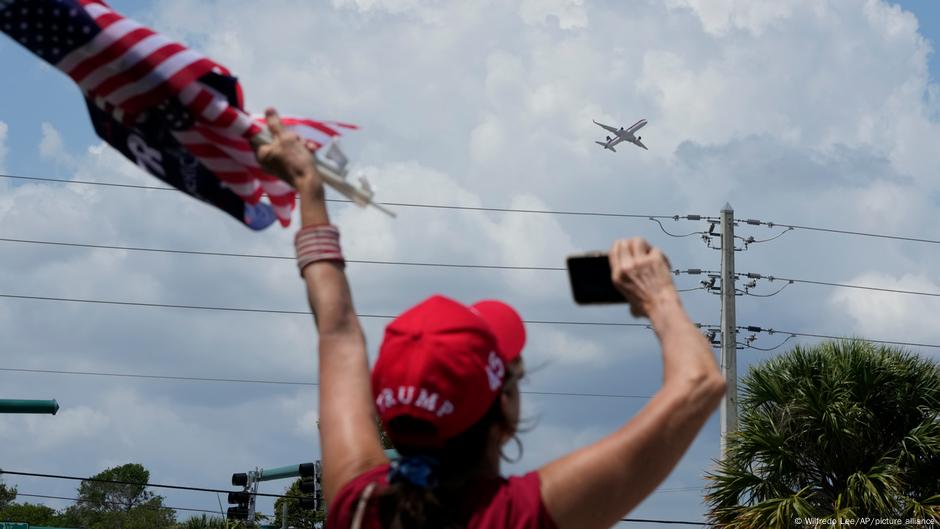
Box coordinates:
[326,464,559,529]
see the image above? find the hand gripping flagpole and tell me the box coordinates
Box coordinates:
[251,128,396,218]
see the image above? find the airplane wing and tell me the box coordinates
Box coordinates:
[632,138,648,151]
[626,119,648,134]
[593,120,621,134]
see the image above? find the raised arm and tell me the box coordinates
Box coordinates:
[255,110,388,505]
[539,238,726,529]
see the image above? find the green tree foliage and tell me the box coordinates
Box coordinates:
[0,480,70,526]
[0,502,59,526]
[62,463,176,529]
[706,340,940,528]
[273,479,325,529]
[0,482,16,508]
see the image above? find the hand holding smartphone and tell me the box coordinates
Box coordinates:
[566,252,627,304]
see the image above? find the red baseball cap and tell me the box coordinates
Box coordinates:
[372,295,526,446]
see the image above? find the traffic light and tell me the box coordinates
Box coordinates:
[228,472,255,522]
[297,462,321,511]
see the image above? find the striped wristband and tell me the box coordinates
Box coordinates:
[295,224,345,276]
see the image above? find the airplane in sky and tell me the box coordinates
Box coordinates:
[593,119,648,152]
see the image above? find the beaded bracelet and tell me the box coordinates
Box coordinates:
[294,224,345,276]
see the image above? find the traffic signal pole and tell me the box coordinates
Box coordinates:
[256,463,314,482]
[0,399,59,414]
[228,463,322,526]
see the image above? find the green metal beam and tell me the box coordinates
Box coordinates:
[0,399,59,415]
[257,463,314,482]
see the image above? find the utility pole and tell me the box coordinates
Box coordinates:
[719,203,738,458]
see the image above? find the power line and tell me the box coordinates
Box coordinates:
[738,284,792,298]
[14,491,227,516]
[7,290,934,353]
[13,493,699,525]
[0,469,291,499]
[619,518,708,526]
[737,217,940,246]
[739,326,940,350]
[0,366,653,400]
[737,334,797,352]
[767,275,940,298]
[6,232,937,297]
[0,173,688,220]
[0,235,566,271]
[784,330,940,349]
[2,470,704,513]
[0,291,650,327]
[648,217,707,238]
[677,270,940,299]
[6,171,940,247]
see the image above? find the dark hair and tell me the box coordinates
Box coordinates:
[374,396,518,529]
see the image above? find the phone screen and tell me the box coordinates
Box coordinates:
[566,253,628,304]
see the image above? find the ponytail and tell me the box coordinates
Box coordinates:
[374,397,511,529]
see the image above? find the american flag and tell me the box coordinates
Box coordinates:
[1,0,356,229]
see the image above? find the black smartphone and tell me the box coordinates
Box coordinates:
[566,252,627,304]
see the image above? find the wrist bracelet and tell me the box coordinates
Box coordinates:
[295,224,345,276]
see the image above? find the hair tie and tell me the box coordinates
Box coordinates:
[388,455,440,488]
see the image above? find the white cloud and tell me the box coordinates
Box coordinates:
[0,121,7,173]
[829,272,940,350]
[526,326,612,367]
[330,0,430,15]
[665,0,794,36]
[39,122,67,163]
[518,0,588,30]
[0,406,111,451]
[469,114,506,163]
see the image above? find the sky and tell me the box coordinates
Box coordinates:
[1,0,940,527]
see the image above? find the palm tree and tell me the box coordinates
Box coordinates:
[176,514,249,528]
[706,340,940,528]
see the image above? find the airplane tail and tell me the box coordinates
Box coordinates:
[595,141,616,152]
